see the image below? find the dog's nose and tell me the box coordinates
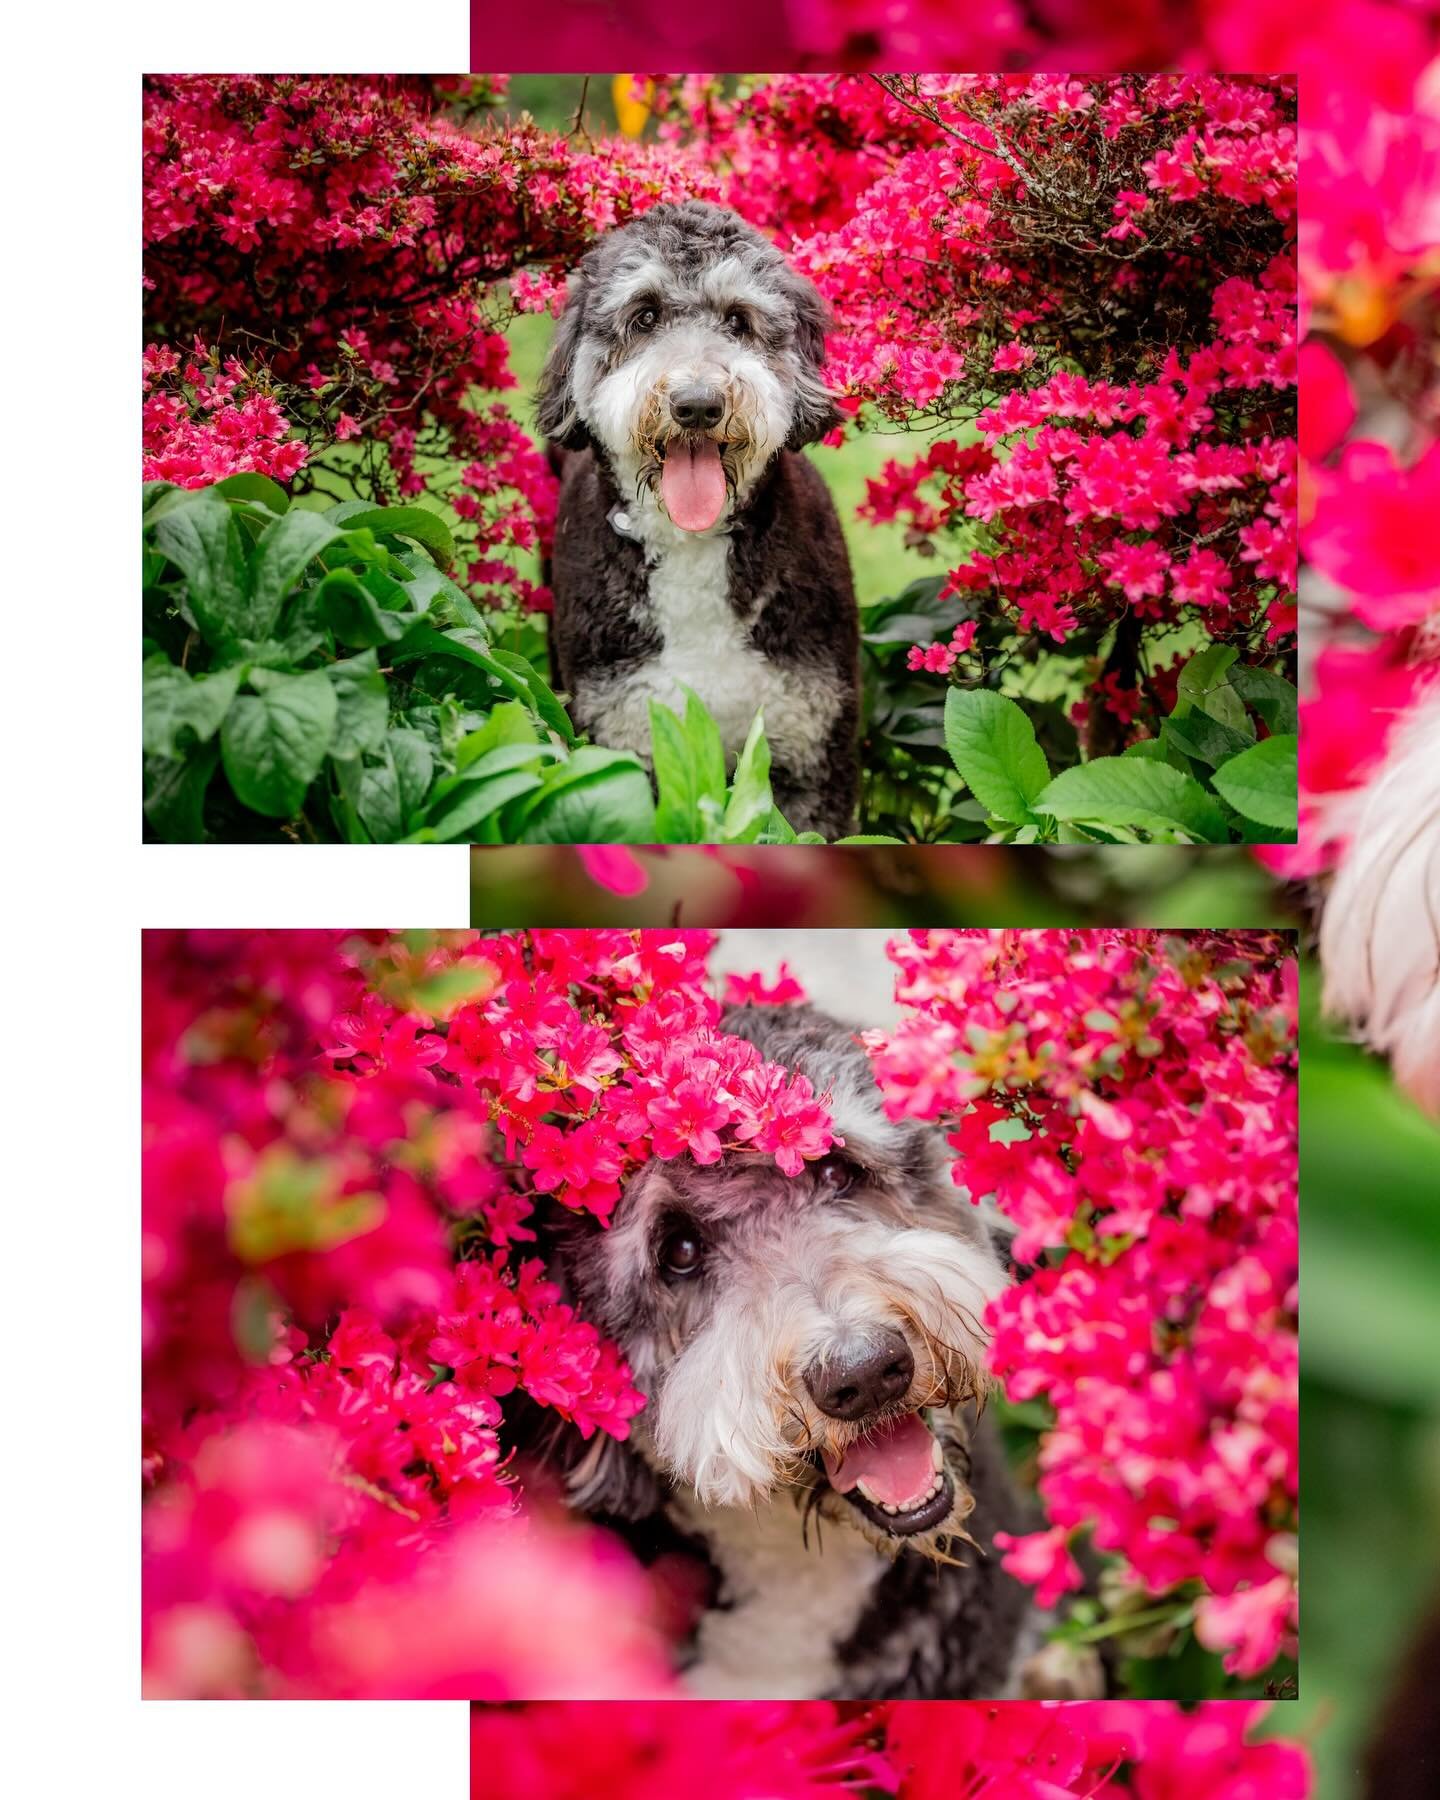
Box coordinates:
[804,1331,914,1422]
[669,384,725,432]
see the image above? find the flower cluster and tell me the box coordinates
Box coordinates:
[142,928,835,1696]
[142,75,714,611]
[642,73,1296,749]
[470,1697,1310,1800]
[866,929,1299,1677]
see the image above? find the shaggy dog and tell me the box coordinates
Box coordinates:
[533,1003,1035,1700]
[536,201,861,838]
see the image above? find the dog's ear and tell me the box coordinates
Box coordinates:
[785,269,843,450]
[535,271,593,450]
[565,1428,666,1522]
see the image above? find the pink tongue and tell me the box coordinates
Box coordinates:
[822,1412,936,1507]
[660,438,727,532]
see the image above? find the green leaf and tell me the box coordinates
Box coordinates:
[1210,734,1298,834]
[833,834,906,844]
[150,490,253,649]
[248,510,342,643]
[455,704,540,771]
[943,688,1050,826]
[681,686,729,810]
[391,629,577,745]
[1175,643,1248,732]
[1162,708,1255,768]
[143,657,243,758]
[326,651,389,760]
[144,744,219,842]
[213,472,290,514]
[317,568,414,648]
[1176,642,1239,708]
[722,711,774,843]
[517,749,658,843]
[1227,665,1299,738]
[649,700,702,842]
[330,503,454,568]
[430,769,547,842]
[221,669,338,817]
[1035,756,1230,843]
[389,729,435,822]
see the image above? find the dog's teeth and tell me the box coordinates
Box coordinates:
[931,1438,944,1471]
[856,1479,882,1505]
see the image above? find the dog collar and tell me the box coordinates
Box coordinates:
[607,503,641,542]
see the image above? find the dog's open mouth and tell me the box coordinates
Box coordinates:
[657,434,729,533]
[820,1410,955,1537]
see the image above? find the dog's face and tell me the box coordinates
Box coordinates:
[555,1006,1007,1557]
[536,201,840,531]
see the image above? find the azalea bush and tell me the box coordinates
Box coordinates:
[469,1699,1310,1799]
[142,71,1297,844]
[142,927,835,1695]
[144,927,1296,1698]
[867,929,1299,1686]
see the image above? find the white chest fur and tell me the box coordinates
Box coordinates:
[573,506,837,782]
[669,1490,886,1699]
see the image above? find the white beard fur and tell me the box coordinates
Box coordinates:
[1322,689,1440,1113]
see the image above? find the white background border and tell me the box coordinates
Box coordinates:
[14,6,472,1795]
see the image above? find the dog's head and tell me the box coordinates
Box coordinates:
[535,201,840,531]
[552,1004,1007,1557]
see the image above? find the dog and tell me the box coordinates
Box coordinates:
[531,1002,1035,1699]
[535,201,861,839]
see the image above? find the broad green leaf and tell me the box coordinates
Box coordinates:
[943,688,1050,825]
[213,472,290,514]
[150,490,253,649]
[221,669,338,817]
[1175,643,1248,732]
[1227,665,1299,737]
[1035,756,1229,843]
[833,834,907,844]
[317,568,413,648]
[649,700,702,842]
[249,510,342,642]
[389,729,435,823]
[327,652,389,760]
[144,744,219,843]
[722,711,774,843]
[517,749,658,843]
[430,769,546,842]
[455,704,540,771]
[1210,734,1298,834]
[392,629,577,745]
[1163,708,1255,767]
[427,741,556,808]
[488,648,578,746]
[330,503,454,568]
[143,657,243,758]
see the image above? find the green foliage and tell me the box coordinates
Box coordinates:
[143,481,807,844]
[933,643,1297,846]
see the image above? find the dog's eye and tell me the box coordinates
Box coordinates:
[813,1154,860,1196]
[633,306,659,333]
[658,1221,706,1278]
[724,308,751,337]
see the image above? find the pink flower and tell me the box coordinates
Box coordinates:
[1304,439,1440,626]
[993,1526,1084,1608]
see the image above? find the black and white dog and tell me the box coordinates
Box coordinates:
[536,201,861,838]
[533,1004,1035,1699]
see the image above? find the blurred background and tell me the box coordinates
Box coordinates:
[472,845,1440,1799]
